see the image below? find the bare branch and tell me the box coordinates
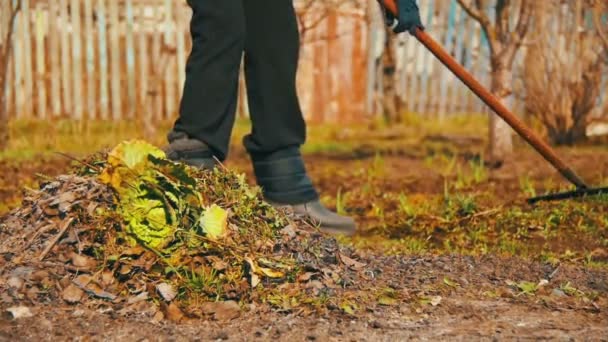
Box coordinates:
[1,0,22,64]
[456,0,490,27]
[457,0,498,55]
[500,0,535,66]
[592,1,608,52]
[495,0,511,38]
[0,0,23,149]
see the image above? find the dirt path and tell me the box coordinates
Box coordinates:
[1,301,605,341]
[2,253,607,340]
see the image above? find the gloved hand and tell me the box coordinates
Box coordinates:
[380,0,423,34]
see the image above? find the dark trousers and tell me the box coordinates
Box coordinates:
[172,0,306,161]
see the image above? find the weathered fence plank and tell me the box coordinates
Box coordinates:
[34,3,46,119]
[437,0,457,118]
[109,0,121,120]
[59,0,72,117]
[84,0,96,119]
[416,0,436,115]
[13,0,23,119]
[97,0,109,120]
[70,0,83,120]
[48,0,61,117]
[125,0,136,119]
[22,0,33,118]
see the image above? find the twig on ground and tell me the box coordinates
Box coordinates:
[24,222,54,249]
[54,152,101,172]
[548,266,560,280]
[455,207,503,223]
[39,218,74,261]
[39,261,91,273]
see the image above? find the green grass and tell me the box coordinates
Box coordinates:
[2,112,488,160]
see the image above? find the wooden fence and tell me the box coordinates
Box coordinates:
[1,0,606,123]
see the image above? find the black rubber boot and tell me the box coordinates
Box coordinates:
[163,131,216,170]
[252,148,357,236]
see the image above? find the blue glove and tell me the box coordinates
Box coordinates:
[381,0,423,34]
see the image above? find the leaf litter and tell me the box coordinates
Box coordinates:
[0,140,369,321]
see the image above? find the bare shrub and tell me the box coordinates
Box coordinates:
[523,0,608,145]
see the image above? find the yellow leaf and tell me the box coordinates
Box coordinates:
[259,267,285,279]
[107,139,165,169]
[340,302,358,315]
[200,204,228,240]
[378,295,397,306]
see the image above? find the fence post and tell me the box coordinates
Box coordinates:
[415,0,435,115]
[137,3,148,110]
[70,0,83,120]
[34,3,46,119]
[109,0,121,120]
[450,2,467,114]
[59,0,72,117]
[125,0,136,119]
[437,0,457,119]
[84,0,96,119]
[21,0,33,118]
[176,7,186,100]
[163,0,176,120]
[48,1,61,117]
[13,0,24,119]
[97,0,109,120]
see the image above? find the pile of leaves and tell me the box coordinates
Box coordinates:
[0,140,366,321]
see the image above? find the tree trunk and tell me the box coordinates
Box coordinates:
[0,1,22,150]
[0,50,9,149]
[0,77,8,150]
[488,66,514,161]
[380,28,401,124]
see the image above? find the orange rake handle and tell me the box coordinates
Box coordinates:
[381,0,588,189]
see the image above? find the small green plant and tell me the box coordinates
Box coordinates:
[470,158,487,184]
[369,152,386,180]
[371,203,387,229]
[519,175,537,197]
[454,158,487,190]
[397,193,417,217]
[454,164,469,189]
[507,280,539,296]
[442,155,458,177]
[559,282,583,297]
[443,190,478,219]
[187,268,221,295]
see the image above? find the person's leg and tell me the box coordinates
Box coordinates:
[167,0,245,163]
[242,0,356,235]
[241,0,305,155]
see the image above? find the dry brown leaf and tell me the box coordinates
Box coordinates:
[72,274,117,301]
[201,301,241,321]
[165,303,185,322]
[297,272,317,282]
[340,254,366,269]
[207,256,228,272]
[70,252,98,270]
[62,284,84,304]
[100,271,116,286]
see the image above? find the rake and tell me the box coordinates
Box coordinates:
[382,0,608,204]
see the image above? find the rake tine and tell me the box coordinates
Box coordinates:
[527,187,608,204]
